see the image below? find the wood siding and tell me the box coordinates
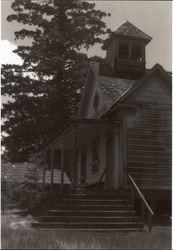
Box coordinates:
[126,80,171,190]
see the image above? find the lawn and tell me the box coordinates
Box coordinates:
[1,213,172,249]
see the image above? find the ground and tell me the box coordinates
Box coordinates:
[1,212,171,250]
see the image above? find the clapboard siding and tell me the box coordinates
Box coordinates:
[126,80,171,190]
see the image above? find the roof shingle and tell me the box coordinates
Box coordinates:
[99,76,136,109]
[114,20,152,41]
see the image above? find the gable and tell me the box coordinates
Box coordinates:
[125,71,171,105]
[79,64,110,119]
[81,78,108,119]
[101,64,171,118]
[79,63,136,119]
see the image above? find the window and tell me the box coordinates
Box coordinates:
[118,42,129,59]
[92,136,99,173]
[118,42,143,61]
[131,44,142,61]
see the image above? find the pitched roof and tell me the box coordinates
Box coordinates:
[79,60,171,119]
[103,20,152,49]
[114,20,152,41]
[1,162,71,185]
[101,63,171,117]
[99,76,136,110]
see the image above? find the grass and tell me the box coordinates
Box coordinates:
[1,213,172,249]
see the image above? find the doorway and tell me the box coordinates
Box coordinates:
[106,131,114,189]
[80,148,87,184]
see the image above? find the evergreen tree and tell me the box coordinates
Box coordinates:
[2,0,111,162]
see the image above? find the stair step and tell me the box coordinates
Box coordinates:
[32,221,144,229]
[74,189,126,195]
[38,216,141,223]
[61,199,131,205]
[32,190,144,232]
[66,194,128,199]
[48,210,137,216]
[37,228,145,232]
[50,204,133,211]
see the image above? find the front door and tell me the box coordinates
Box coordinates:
[106,131,114,189]
[80,148,86,184]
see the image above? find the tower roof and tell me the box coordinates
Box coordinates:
[114,20,152,40]
[103,20,152,49]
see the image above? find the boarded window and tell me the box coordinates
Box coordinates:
[92,136,99,173]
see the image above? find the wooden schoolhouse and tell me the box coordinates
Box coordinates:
[33,21,171,231]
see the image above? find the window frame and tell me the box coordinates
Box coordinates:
[118,41,143,62]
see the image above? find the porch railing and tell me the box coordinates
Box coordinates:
[128,174,154,232]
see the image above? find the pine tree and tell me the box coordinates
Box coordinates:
[2,0,111,162]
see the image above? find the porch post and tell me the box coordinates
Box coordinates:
[50,147,54,195]
[60,136,64,193]
[121,115,127,187]
[73,121,78,190]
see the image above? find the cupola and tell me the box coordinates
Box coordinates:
[102,20,152,79]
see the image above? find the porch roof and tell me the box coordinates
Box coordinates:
[45,118,119,151]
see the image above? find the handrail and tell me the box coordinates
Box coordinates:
[128,174,154,216]
[128,174,154,232]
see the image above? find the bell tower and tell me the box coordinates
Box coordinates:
[102,20,152,79]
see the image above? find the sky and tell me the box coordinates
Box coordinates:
[1,1,172,71]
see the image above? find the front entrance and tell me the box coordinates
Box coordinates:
[80,148,87,184]
[106,131,114,188]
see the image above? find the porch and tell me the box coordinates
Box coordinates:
[41,118,120,194]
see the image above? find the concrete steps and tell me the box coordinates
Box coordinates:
[32,190,144,231]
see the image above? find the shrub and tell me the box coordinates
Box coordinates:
[7,166,46,210]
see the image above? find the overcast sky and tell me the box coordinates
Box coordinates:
[1,1,172,71]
